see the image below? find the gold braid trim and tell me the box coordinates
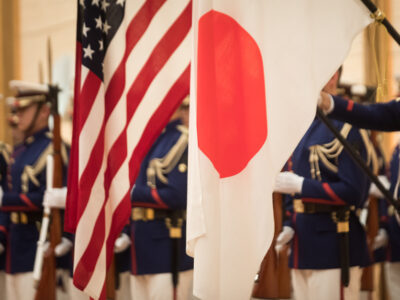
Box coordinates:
[147,125,188,188]
[21,143,53,193]
[309,124,352,179]
[308,124,378,180]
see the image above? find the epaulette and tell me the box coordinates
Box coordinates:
[309,123,352,178]
[146,125,188,187]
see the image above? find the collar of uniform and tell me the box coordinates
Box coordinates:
[24,127,50,145]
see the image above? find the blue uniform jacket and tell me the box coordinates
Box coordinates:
[1,128,69,274]
[284,118,371,270]
[0,142,11,271]
[386,144,400,262]
[130,120,193,275]
[331,95,400,131]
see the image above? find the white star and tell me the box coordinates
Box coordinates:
[116,0,125,6]
[80,0,85,7]
[82,23,90,37]
[83,44,95,59]
[101,0,110,11]
[99,40,104,51]
[92,0,100,6]
[95,16,102,29]
[103,21,111,35]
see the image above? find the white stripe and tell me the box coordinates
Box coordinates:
[102,0,145,87]
[79,82,105,177]
[80,17,191,294]
[74,163,105,272]
[122,0,190,91]
[80,66,89,91]
[74,2,190,297]
[127,30,191,154]
[83,163,129,296]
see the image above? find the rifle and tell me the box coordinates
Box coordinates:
[34,40,63,299]
[252,192,291,299]
[361,195,379,291]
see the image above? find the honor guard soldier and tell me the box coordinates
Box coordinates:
[129,98,193,300]
[383,143,400,299]
[274,115,375,300]
[0,141,11,299]
[1,81,68,300]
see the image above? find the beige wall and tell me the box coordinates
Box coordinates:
[19,0,76,82]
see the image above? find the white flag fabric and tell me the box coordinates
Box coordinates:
[187,1,371,299]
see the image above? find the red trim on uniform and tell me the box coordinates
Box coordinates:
[0,225,6,234]
[150,188,168,209]
[380,216,388,223]
[340,282,344,300]
[0,206,39,212]
[322,183,346,205]
[131,202,168,209]
[346,100,354,111]
[285,211,292,217]
[130,226,137,275]
[19,194,38,209]
[302,198,345,206]
[292,213,299,269]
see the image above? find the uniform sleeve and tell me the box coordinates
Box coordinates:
[131,149,188,210]
[300,128,370,207]
[330,96,400,132]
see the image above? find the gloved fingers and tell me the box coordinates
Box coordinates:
[114,233,131,253]
[54,237,73,257]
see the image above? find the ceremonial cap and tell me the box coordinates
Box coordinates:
[7,80,49,109]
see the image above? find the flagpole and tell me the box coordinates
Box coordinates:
[316,108,400,214]
[359,0,400,46]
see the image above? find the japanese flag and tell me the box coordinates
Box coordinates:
[187,0,372,299]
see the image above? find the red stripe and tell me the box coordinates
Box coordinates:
[322,183,346,205]
[129,65,190,185]
[20,194,39,209]
[78,72,102,133]
[65,42,83,233]
[74,192,131,290]
[0,225,6,233]
[346,100,354,111]
[74,0,167,232]
[150,188,168,208]
[102,1,191,206]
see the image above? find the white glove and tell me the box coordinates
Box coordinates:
[114,233,131,253]
[369,175,390,198]
[54,237,73,257]
[0,243,4,255]
[275,226,295,252]
[372,229,388,250]
[274,172,304,194]
[43,187,67,209]
[0,186,3,206]
[318,91,334,114]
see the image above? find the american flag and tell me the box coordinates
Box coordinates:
[65,0,192,298]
